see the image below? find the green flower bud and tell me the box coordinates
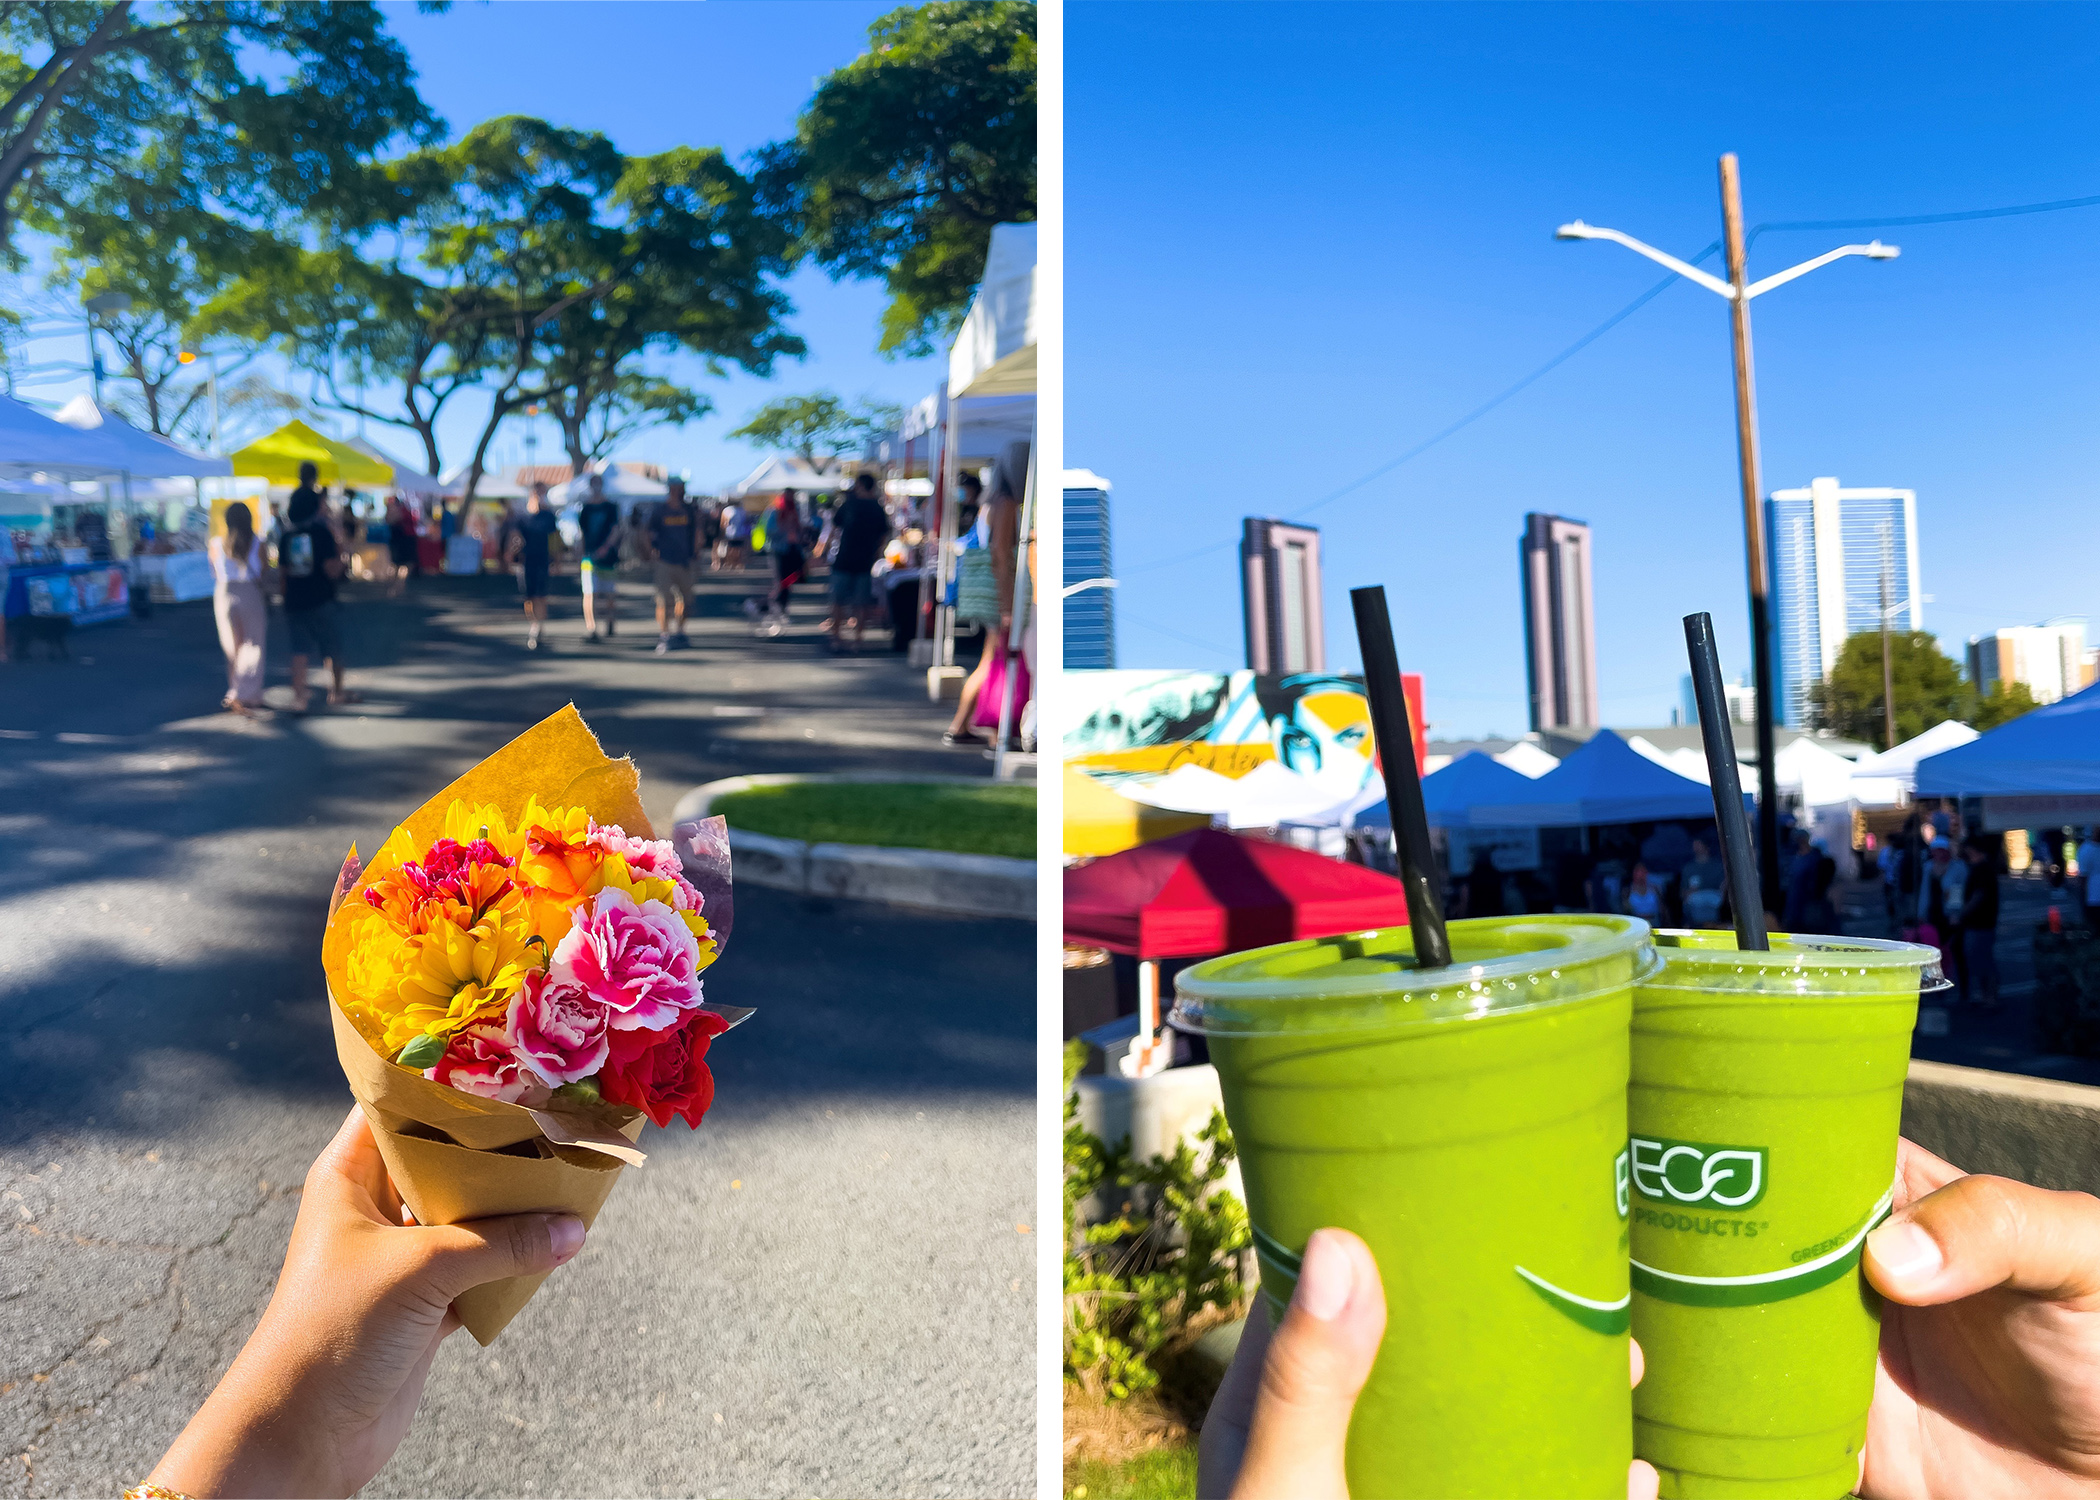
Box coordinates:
[397,1033,447,1070]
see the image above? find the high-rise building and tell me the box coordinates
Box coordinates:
[1765,477,1921,728]
[1967,620,2093,705]
[1241,518,1324,674]
[1063,470,1115,670]
[1520,513,1599,732]
[1678,673,1756,726]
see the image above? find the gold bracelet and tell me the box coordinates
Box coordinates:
[124,1486,195,1500]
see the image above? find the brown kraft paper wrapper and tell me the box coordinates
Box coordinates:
[322,704,665,1346]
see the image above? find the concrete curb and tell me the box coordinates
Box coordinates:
[672,773,1033,919]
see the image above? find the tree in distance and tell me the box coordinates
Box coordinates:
[754,0,1035,357]
[1808,630,2041,750]
[730,391,903,471]
[0,2,440,261]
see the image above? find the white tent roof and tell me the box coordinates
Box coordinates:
[1116,757,1372,830]
[439,464,528,500]
[1851,719,1981,807]
[1493,741,1561,779]
[728,455,847,498]
[552,465,670,505]
[348,437,443,497]
[53,395,231,479]
[948,223,1037,399]
[899,388,1036,464]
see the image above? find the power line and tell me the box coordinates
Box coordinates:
[1119,184,2100,581]
[1749,190,2100,240]
[1121,241,1722,577]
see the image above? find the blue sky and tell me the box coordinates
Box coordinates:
[1068,1,2100,739]
[11,1,937,492]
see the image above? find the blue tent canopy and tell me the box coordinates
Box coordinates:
[1468,730,1717,828]
[1354,750,1539,830]
[1914,681,2100,798]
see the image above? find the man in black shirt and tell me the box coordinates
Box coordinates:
[825,472,890,654]
[280,462,353,710]
[1959,838,2002,1008]
[575,472,623,640]
[643,477,700,655]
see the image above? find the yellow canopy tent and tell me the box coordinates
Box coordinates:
[229,420,393,487]
[1063,765,1209,858]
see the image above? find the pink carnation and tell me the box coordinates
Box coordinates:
[506,970,612,1085]
[550,885,704,1032]
[588,823,704,911]
[427,1024,536,1103]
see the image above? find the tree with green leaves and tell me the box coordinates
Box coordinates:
[1808,630,1976,751]
[754,1,1035,357]
[1973,679,2040,732]
[0,2,441,262]
[729,391,901,470]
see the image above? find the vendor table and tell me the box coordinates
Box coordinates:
[3,559,131,625]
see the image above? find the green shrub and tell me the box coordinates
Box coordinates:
[1064,1039,1250,1401]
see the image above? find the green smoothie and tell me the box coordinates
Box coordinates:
[1630,931,1943,1499]
[1173,915,1658,1500]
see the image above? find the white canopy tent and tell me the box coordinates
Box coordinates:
[53,396,230,479]
[348,437,443,498]
[439,464,528,501]
[727,455,846,499]
[923,223,1039,777]
[1849,720,1980,808]
[551,465,669,507]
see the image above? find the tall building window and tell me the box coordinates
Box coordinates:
[1520,513,1598,732]
[1241,519,1324,674]
[1764,478,1920,728]
[1063,472,1115,670]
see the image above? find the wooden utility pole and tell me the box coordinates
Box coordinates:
[1718,153,1783,917]
[1880,523,1897,751]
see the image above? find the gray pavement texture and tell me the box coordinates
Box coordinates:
[1830,872,2100,1088]
[0,565,1035,1498]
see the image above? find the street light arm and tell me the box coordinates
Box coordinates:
[1554,221,1738,299]
[1062,577,1118,599]
[1741,242,1899,300]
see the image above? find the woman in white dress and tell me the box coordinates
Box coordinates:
[210,501,270,715]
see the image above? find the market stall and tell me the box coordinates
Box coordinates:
[1063,765,1209,858]
[1915,683,2100,828]
[1064,827,1411,1074]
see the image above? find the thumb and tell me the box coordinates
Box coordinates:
[1863,1172,2100,1308]
[1231,1229,1387,1500]
[410,1212,587,1304]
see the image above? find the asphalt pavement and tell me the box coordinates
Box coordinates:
[0,562,1034,1497]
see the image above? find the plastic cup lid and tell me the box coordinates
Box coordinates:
[1169,914,1659,1037]
[1646,929,1949,996]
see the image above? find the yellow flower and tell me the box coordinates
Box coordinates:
[379,910,539,1054]
[593,856,717,970]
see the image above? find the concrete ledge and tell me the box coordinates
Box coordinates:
[672,773,1033,920]
[1902,1059,2100,1196]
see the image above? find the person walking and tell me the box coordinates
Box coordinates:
[743,490,805,633]
[2079,826,2100,931]
[1958,837,2001,1009]
[505,482,560,651]
[824,472,890,655]
[576,473,623,640]
[209,500,271,716]
[383,494,419,598]
[643,477,700,655]
[279,464,355,712]
[1922,840,1966,995]
[1680,837,1727,927]
[942,471,1020,747]
[717,499,749,571]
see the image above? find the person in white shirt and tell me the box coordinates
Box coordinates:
[2078,828,2100,930]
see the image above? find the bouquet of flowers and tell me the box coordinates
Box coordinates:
[321,705,745,1343]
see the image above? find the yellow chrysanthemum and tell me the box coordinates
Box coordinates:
[439,800,523,858]
[378,910,540,1054]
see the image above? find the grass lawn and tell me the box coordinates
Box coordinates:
[712,780,1035,859]
[1066,1444,1197,1500]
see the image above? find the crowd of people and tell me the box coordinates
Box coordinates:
[192,461,1041,754]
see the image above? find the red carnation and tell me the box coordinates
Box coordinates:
[598,1010,730,1128]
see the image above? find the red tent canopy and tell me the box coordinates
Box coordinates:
[1063,827,1411,959]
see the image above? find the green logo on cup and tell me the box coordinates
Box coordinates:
[1630,1136,1767,1210]
[1615,1147,1630,1220]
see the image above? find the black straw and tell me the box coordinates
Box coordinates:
[1683,612,1770,950]
[1350,586,1451,969]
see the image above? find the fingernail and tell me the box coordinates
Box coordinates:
[548,1215,585,1262]
[1868,1220,1941,1285]
[1295,1229,1356,1322]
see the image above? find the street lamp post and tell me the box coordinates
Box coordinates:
[82,290,131,407]
[177,349,220,455]
[1558,154,1899,914]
